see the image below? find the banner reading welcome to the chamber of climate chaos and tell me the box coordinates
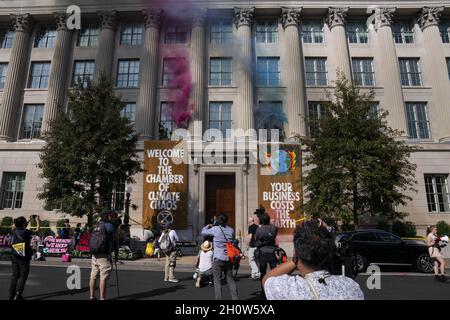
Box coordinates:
[258,144,303,235]
[143,141,188,229]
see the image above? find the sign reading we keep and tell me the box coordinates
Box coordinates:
[143,141,188,229]
[43,236,71,255]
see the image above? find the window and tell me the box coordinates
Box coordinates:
[210,20,232,44]
[255,101,285,141]
[162,58,176,86]
[21,104,44,139]
[368,102,379,118]
[399,58,422,86]
[209,102,232,139]
[305,58,327,86]
[77,25,99,47]
[165,26,187,44]
[0,63,8,89]
[378,232,401,242]
[72,60,94,88]
[116,59,140,88]
[28,62,51,88]
[308,102,326,137]
[352,232,378,242]
[257,57,280,86]
[112,181,126,212]
[440,20,450,43]
[447,58,450,80]
[302,20,324,43]
[121,102,136,123]
[1,173,26,210]
[393,21,414,44]
[210,58,232,86]
[352,58,375,86]
[120,23,143,46]
[0,28,14,48]
[256,20,278,43]
[35,25,57,48]
[405,102,430,139]
[347,21,368,44]
[425,174,450,213]
[160,102,176,140]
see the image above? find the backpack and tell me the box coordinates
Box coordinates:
[89,222,108,254]
[159,230,173,252]
[219,227,241,265]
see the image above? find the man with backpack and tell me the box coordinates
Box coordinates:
[89,211,118,300]
[159,223,180,283]
[201,213,239,300]
[9,215,40,300]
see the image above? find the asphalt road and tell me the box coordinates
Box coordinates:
[1,264,449,300]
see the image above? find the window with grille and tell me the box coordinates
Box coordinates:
[255,101,285,141]
[352,58,375,86]
[347,21,368,44]
[165,26,187,44]
[120,23,143,46]
[0,28,14,48]
[208,102,232,140]
[439,20,450,43]
[35,25,57,48]
[160,102,176,140]
[28,62,51,88]
[425,174,450,213]
[393,21,414,44]
[308,102,326,137]
[399,58,422,86]
[116,59,140,88]
[72,60,95,88]
[121,102,136,123]
[77,25,99,47]
[1,173,26,210]
[0,63,7,89]
[405,102,430,139]
[256,20,278,43]
[305,58,327,86]
[210,20,232,44]
[112,181,126,212]
[21,104,44,140]
[302,20,324,43]
[210,58,232,86]
[257,57,280,86]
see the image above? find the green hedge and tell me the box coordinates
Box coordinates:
[436,221,450,236]
[392,220,417,237]
[0,216,13,235]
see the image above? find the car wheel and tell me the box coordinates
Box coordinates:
[354,254,368,273]
[416,254,434,273]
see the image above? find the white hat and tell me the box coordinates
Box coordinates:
[200,241,213,252]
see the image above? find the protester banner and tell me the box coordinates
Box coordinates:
[143,140,188,229]
[0,235,12,247]
[75,231,91,252]
[43,236,71,255]
[258,143,303,236]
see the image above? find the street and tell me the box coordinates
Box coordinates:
[1,263,449,300]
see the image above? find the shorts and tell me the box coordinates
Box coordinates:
[90,254,112,281]
[429,247,443,259]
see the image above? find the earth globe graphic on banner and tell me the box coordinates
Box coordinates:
[270,150,291,174]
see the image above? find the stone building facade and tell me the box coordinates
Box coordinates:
[0,0,449,244]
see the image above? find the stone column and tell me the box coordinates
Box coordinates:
[326,7,352,81]
[137,9,163,140]
[94,11,118,80]
[374,8,408,136]
[0,14,34,141]
[419,6,450,142]
[42,12,74,133]
[188,9,207,140]
[234,7,255,135]
[281,7,306,139]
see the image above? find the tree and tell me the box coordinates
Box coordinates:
[301,74,417,228]
[38,75,141,227]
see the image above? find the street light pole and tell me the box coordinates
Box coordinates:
[124,183,132,238]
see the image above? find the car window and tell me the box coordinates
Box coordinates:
[352,232,378,242]
[377,232,401,242]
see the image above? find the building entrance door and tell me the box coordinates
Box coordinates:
[205,174,236,229]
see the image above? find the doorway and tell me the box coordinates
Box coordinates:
[205,174,236,229]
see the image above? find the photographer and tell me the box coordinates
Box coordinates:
[263,221,363,300]
[9,215,40,300]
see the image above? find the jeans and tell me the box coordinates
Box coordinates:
[247,247,260,277]
[9,256,31,300]
[212,259,238,300]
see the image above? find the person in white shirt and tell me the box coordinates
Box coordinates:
[195,241,214,287]
[263,221,364,300]
[159,224,180,283]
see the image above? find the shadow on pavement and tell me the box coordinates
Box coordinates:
[25,287,90,300]
[112,284,186,300]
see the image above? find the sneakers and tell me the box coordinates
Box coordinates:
[168,278,179,283]
[250,273,261,280]
[435,275,448,283]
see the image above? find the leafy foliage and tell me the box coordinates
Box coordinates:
[301,74,417,228]
[0,216,13,235]
[436,221,450,236]
[392,220,417,237]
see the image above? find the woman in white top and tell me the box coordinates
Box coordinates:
[195,241,214,287]
[263,221,364,300]
[426,226,447,282]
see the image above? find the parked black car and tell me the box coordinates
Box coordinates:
[335,229,433,273]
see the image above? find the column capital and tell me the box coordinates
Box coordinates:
[280,7,302,29]
[374,7,396,30]
[10,13,34,33]
[143,9,163,29]
[54,12,71,31]
[326,7,348,29]
[98,10,119,30]
[234,7,255,28]
[418,6,444,30]
[191,8,208,27]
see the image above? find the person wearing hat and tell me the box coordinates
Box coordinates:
[195,240,214,288]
